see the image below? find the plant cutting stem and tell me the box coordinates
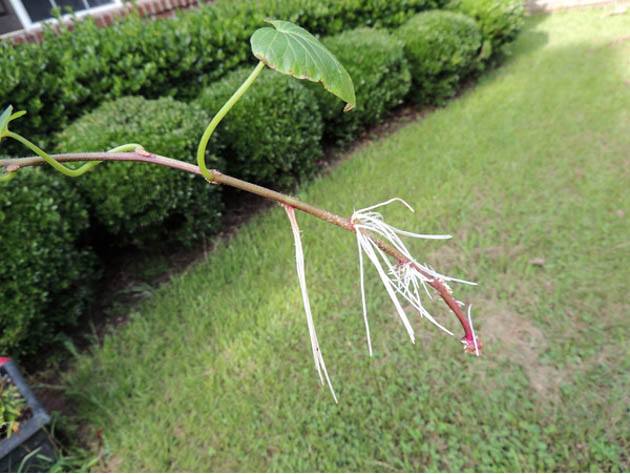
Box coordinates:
[196,61,266,182]
[1,149,475,345]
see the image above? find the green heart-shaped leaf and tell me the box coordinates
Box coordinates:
[250,20,356,112]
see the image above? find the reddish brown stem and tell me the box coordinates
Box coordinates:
[1,151,478,350]
[372,239,476,350]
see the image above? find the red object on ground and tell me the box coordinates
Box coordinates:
[0,357,12,366]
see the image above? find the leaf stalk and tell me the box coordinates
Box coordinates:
[195,61,266,182]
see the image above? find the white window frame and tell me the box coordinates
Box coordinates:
[6,0,123,31]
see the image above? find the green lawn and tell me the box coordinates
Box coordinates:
[65,9,630,471]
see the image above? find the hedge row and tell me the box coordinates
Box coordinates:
[0,2,524,359]
[0,0,448,153]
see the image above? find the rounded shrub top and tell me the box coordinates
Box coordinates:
[448,0,524,61]
[56,96,223,247]
[196,67,323,189]
[314,27,411,145]
[397,10,481,104]
[0,168,95,358]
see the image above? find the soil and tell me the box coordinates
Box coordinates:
[476,299,564,398]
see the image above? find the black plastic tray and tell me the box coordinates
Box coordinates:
[0,359,54,472]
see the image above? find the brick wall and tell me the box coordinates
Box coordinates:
[6,0,203,44]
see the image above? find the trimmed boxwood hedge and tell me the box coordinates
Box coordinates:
[0,0,448,154]
[397,10,481,105]
[196,68,323,189]
[0,167,96,359]
[55,96,223,248]
[214,0,448,35]
[448,0,525,62]
[313,27,411,145]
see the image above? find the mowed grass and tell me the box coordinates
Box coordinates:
[65,10,630,472]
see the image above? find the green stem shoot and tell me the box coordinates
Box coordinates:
[196,61,266,182]
[7,131,102,178]
[3,133,143,179]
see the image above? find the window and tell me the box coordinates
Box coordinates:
[6,0,121,30]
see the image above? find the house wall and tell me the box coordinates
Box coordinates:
[0,0,22,35]
[4,0,202,44]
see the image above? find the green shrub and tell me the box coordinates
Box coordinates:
[448,0,524,62]
[56,96,223,248]
[397,10,481,105]
[0,168,96,359]
[0,0,448,152]
[215,0,449,35]
[311,28,411,145]
[196,68,323,189]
